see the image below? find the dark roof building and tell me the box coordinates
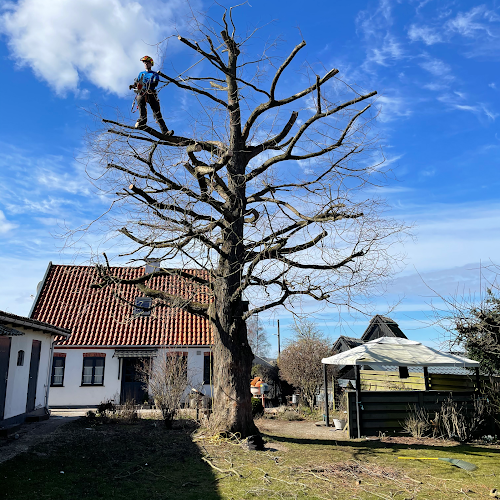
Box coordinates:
[332,315,407,355]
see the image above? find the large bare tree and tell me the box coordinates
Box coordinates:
[86,8,404,437]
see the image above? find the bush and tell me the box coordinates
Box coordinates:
[280,410,303,421]
[403,406,430,438]
[436,395,487,442]
[251,397,264,416]
[97,399,116,418]
[115,400,138,423]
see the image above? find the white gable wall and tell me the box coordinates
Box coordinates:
[4,329,53,421]
[49,347,212,407]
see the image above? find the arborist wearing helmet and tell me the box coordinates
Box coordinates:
[129,56,173,136]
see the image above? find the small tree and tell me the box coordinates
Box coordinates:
[452,289,500,375]
[247,316,271,358]
[142,349,189,428]
[278,320,334,408]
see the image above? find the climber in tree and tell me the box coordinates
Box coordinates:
[130,56,173,136]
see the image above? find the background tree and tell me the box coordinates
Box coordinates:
[437,288,500,375]
[247,316,271,358]
[84,6,405,437]
[278,319,335,408]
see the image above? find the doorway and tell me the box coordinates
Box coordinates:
[26,340,41,413]
[0,337,11,420]
[120,358,148,404]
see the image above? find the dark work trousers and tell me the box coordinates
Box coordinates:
[136,91,167,131]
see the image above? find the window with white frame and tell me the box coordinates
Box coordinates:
[82,356,105,385]
[51,356,66,386]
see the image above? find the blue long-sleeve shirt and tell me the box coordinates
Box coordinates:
[135,70,159,92]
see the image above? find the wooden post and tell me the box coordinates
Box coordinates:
[355,365,361,439]
[323,363,329,427]
[475,367,481,392]
[423,366,430,391]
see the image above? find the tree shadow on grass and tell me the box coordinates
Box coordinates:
[0,417,221,500]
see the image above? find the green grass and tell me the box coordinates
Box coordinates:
[1,417,499,499]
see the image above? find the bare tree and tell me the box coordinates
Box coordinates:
[278,319,335,408]
[141,349,189,428]
[84,6,405,437]
[247,316,271,358]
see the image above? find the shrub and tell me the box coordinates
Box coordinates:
[437,395,487,442]
[97,399,116,418]
[280,410,303,421]
[115,400,138,423]
[403,406,430,438]
[251,397,264,417]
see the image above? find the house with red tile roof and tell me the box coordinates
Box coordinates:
[29,262,213,407]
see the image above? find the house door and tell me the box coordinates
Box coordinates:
[0,337,11,420]
[26,340,41,413]
[120,358,148,404]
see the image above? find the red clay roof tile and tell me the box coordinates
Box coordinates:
[31,264,213,347]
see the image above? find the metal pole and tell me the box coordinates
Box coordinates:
[355,365,361,439]
[323,363,329,427]
[423,366,430,391]
[277,319,281,357]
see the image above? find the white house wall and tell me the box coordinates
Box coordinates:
[4,329,53,420]
[49,347,212,407]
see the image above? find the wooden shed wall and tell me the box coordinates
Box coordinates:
[347,390,477,439]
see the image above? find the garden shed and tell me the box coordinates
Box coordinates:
[321,337,481,438]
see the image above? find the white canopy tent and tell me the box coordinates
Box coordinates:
[321,337,480,368]
[320,337,480,437]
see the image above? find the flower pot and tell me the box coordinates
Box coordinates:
[333,418,346,430]
[250,386,261,396]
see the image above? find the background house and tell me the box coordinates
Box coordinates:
[29,263,213,407]
[0,310,70,428]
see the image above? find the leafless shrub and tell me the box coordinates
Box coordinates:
[402,405,430,438]
[140,349,189,428]
[115,400,138,423]
[437,395,487,441]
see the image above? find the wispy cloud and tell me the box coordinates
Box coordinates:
[0,210,18,234]
[376,95,413,122]
[445,5,499,38]
[437,94,498,121]
[408,24,443,45]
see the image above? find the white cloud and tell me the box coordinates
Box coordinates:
[0,0,198,96]
[376,95,412,122]
[408,24,443,45]
[489,83,497,90]
[368,34,405,66]
[0,210,17,234]
[445,5,498,38]
[419,56,453,80]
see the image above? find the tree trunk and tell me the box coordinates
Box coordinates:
[207,31,259,438]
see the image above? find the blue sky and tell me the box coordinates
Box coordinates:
[0,0,499,354]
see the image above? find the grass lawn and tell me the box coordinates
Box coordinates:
[1,416,499,499]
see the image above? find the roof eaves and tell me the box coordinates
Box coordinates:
[0,310,71,337]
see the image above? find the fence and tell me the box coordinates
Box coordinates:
[346,390,477,439]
